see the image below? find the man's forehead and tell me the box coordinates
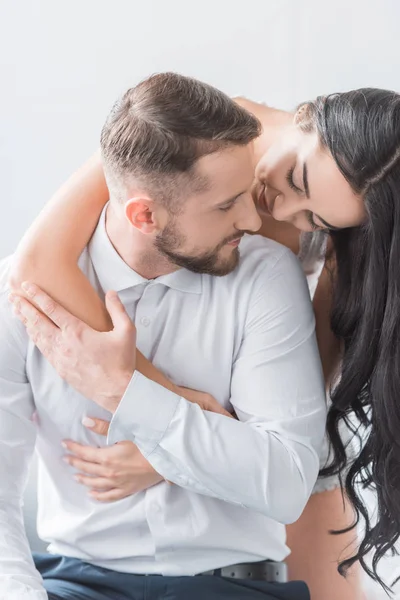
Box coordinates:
[195,146,254,194]
[197,145,252,172]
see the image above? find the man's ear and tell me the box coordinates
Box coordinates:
[125,197,166,234]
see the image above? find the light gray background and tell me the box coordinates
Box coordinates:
[1,1,399,598]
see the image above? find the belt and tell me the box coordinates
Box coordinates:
[200,560,288,583]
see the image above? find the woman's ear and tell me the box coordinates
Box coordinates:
[293,103,309,126]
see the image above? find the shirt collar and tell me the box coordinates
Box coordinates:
[88,205,202,295]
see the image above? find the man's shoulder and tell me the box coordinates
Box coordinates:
[237,234,303,281]
[239,234,291,264]
[224,234,309,304]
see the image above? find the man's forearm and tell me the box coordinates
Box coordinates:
[107,371,324,523]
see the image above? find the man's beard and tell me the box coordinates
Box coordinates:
[155,220,242,276]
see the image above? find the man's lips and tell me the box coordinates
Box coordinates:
[226,234,244,247]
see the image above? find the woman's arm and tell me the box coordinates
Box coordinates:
[11,151,112,331]
[312,263,341,386]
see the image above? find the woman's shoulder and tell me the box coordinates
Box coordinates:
[233,97,292,128]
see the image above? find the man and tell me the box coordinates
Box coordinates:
[3,73,326,599]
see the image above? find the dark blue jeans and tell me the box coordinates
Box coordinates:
[34,553,310,600]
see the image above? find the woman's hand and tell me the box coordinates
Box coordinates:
[62,418,163,502]
[63,388,233,502]
[176,386,235,418]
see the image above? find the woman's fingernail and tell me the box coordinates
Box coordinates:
[82,417,96,428]
[61,441,68,449]
[62,456,70,463]
[74,475,81,483]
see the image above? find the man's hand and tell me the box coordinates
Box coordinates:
[9,282,136,413]
[63,417,164,501]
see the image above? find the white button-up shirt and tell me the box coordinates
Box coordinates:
[0,211,326,599]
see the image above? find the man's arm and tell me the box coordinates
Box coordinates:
[0,293,46,599]
[107,248,326,523]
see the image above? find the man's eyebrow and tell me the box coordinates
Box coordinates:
[215,191,246,207]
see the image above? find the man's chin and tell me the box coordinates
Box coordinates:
[209,248,240,276]
[161,245,240,277]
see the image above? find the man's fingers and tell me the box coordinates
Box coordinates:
[10,296,46,326]
[19,282,83,331]
[105,291,135,334]
[10,296,60,352]
[82,417,110,437]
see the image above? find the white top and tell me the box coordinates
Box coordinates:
[298,231,328,299]
[0,210,326,599]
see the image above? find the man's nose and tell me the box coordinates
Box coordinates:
[235,193,262,233]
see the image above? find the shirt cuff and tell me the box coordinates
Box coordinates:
[107,370,181,455]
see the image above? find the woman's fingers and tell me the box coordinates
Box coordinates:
[74,474,114,490]
[82,416,110,436]
[89,488,129,503]
[63,455,105,476]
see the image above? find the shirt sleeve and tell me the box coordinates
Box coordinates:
[108,249,327,524]
[0,294,47,599]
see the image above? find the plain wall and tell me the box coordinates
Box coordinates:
[1,0,400,257]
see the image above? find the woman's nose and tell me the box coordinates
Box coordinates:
[271,193,301,223]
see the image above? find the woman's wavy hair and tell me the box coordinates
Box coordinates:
[299,88,400,592]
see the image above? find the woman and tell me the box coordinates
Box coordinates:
[11,87,400,597]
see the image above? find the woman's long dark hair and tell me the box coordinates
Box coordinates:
[304,89,400,591]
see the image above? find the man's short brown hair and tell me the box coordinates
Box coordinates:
[100,72,261,208]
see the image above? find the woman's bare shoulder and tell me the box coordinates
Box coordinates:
[234,97,292,127]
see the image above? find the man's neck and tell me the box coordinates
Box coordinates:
[105,204,179,280]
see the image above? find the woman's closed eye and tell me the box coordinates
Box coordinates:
[306,211,319,231]
[286,166,303,194]
[287,166,330,233]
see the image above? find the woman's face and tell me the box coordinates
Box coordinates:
[253,122,366,232]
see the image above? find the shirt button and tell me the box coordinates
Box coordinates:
[140,316,151,327]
